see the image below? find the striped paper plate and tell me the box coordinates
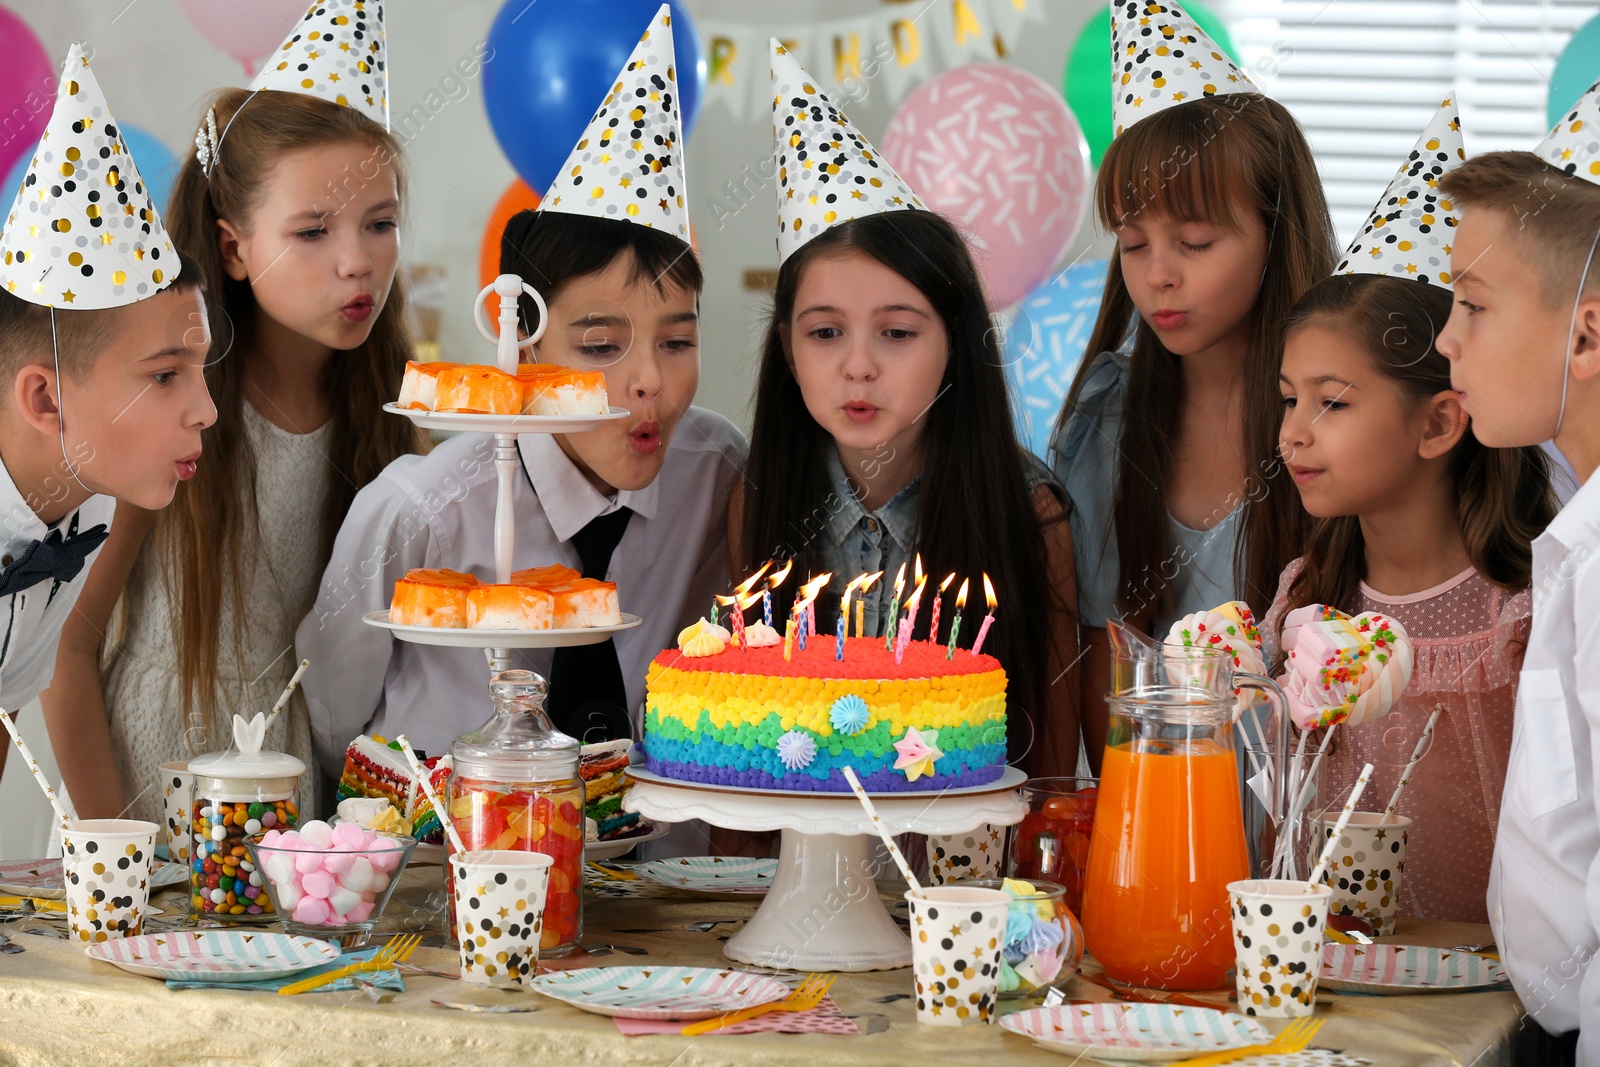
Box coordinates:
[529,965,790,1020]
[1319,943,1506,995]
[0,857,187,899]
[632,856,776,894]
[86,931,339,982]
[1001,1004,1269,1062]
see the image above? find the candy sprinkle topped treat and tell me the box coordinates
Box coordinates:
[1278,606,1414,730]
[1165,600,1267,715]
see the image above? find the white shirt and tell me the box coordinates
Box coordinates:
[0,453,114,712]
[1488,469,1600,1046]
[296,407,747,783]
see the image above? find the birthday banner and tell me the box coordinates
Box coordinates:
[699,0,1048,121]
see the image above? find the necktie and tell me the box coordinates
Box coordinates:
[547,506,633,743]
[0,521,109,598]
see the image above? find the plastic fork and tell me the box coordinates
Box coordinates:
[680,974,836,1035]
[1167,1017,1323,1066]
[278,933,423,996]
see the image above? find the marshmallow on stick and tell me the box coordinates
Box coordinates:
[1277,606,1413,730]
[1165,600,1267,715]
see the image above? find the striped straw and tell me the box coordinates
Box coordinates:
[0,707,69,829]
[1307,762,1375,891]
[396,734,465,854]
[1382,706,1442,823]
[840,766,921,892]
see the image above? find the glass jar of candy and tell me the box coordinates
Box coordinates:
[187,717,305,923]
[447,669,583,956]
[958,878,1084,996]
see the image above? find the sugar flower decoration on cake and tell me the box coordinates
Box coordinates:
[677,618,728,658]
[893,726,943,782]
[776,730,817,772]
[829,694,871,736]
[1278,606,1413,730]
[740,621,781,647]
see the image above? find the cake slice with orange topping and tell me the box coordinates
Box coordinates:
[466,584,555,630]
[547,578,621,628]
[517,363,608,416]
[397,360,456,410]
[511,564,580,587]
[434,364,522,415]
[390,568,480,628]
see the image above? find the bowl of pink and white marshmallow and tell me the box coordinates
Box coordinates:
[244,822,417,949]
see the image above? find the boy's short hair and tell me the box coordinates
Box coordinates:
[1439,151,1600,308]
[0,248,204,382]
[499,212,702,335]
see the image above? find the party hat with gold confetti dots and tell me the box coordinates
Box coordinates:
[1537,78,1600,184]
[1110,0,1255,138]
[248,0,388,130]
[1338,94,1464,288]
[540,5,689,243]
[770,40,924,263]
[0,44,178,310]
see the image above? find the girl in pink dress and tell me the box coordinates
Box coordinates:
[1265,273,1556,923]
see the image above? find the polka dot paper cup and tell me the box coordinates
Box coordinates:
[1307,812,1410,936]
[450,850,555,990]
[906,885,1011,1026]
[61,818,158,943]
[927,824,1004,885]
[1227,878,1332,1018]
[158,761,193,866]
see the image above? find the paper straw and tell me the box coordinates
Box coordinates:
[397,733,465,854]
[1382,706,1442,823]
[840,765,921,892]
[0,707,69,828]
[265,659,311,725]
[1306,762,1375,890]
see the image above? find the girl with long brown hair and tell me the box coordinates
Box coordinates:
[1051,5,1336,770]
[43,14,424,823]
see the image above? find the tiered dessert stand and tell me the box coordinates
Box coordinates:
[364,274,642,671]
[625,767,1027,972]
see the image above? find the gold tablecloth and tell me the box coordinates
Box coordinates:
[0,864,1532,1067]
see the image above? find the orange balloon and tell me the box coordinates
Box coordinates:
[479,178,542,291]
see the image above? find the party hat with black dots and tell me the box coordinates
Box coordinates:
[1110,0,1255,138]
[1537,78,1600,185]
[1338,94,1464,288]
[770,40,924,263]
[540,4,689,243]
[0,43,177,310]
[249,0,388,129]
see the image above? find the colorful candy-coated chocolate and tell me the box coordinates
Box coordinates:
[191,796,297,921]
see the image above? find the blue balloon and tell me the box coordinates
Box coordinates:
[1003,259,1109,461]
[1549,14,1600,129]
[483,0,706,195]
[1,123,178,216]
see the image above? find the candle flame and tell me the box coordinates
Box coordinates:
[955,577,970,610]
[734,560,774,597]
[982,572,996,610]
[892,561,907,598]
[717,590,764,610]
[905,575,928,617]
[792,572,833,616]
[767,558,794,590]
[859,570,883,594]
[840,573,866,611]
[913,553,925,586]
[938,572,957,594]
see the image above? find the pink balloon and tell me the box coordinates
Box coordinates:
[0,8,55,184]
[173,0,302,77]
[881,64,1092,309]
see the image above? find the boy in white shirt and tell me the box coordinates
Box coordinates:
[1436,100,1600,1059]
[298,13,746,793]
[0,46,215,787]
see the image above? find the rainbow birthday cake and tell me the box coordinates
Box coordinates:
[643,633,1007,792]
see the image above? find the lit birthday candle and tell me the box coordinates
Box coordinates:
[792,573,832,654]
[783,617,796,662]
[970,573,998,656]
[856,571,881,638]
[765,558,793,628]
[946,578,969,660]
[838,575,865,661]
[883,562,907,647]
[930,573,956,643]
[895,576,927,662]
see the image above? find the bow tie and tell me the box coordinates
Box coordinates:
[0,523,109,598]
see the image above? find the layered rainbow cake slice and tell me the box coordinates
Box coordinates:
[580,739,651,842]
[336,735,451,845]
[643,637,1007,792]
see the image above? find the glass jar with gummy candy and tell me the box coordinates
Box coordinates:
[447,669,583,956]
[187,743,304,923]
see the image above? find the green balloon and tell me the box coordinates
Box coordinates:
[1062,2,1240,168]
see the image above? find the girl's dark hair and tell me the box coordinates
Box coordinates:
[499,209,704,332]
[1055,94,1337,627]
[158,87,426,747]
[1283,273,1557,615]
[742,210,1067,767]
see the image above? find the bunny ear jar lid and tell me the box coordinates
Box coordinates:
[1337,94,1465,287]
[0,43,178,310]
[1110,0,1256,138]
[189,713,307,784]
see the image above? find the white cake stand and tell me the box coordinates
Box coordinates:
[624,766,1027,972]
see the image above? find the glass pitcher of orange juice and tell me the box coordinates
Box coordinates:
[1081,624,1288,991]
